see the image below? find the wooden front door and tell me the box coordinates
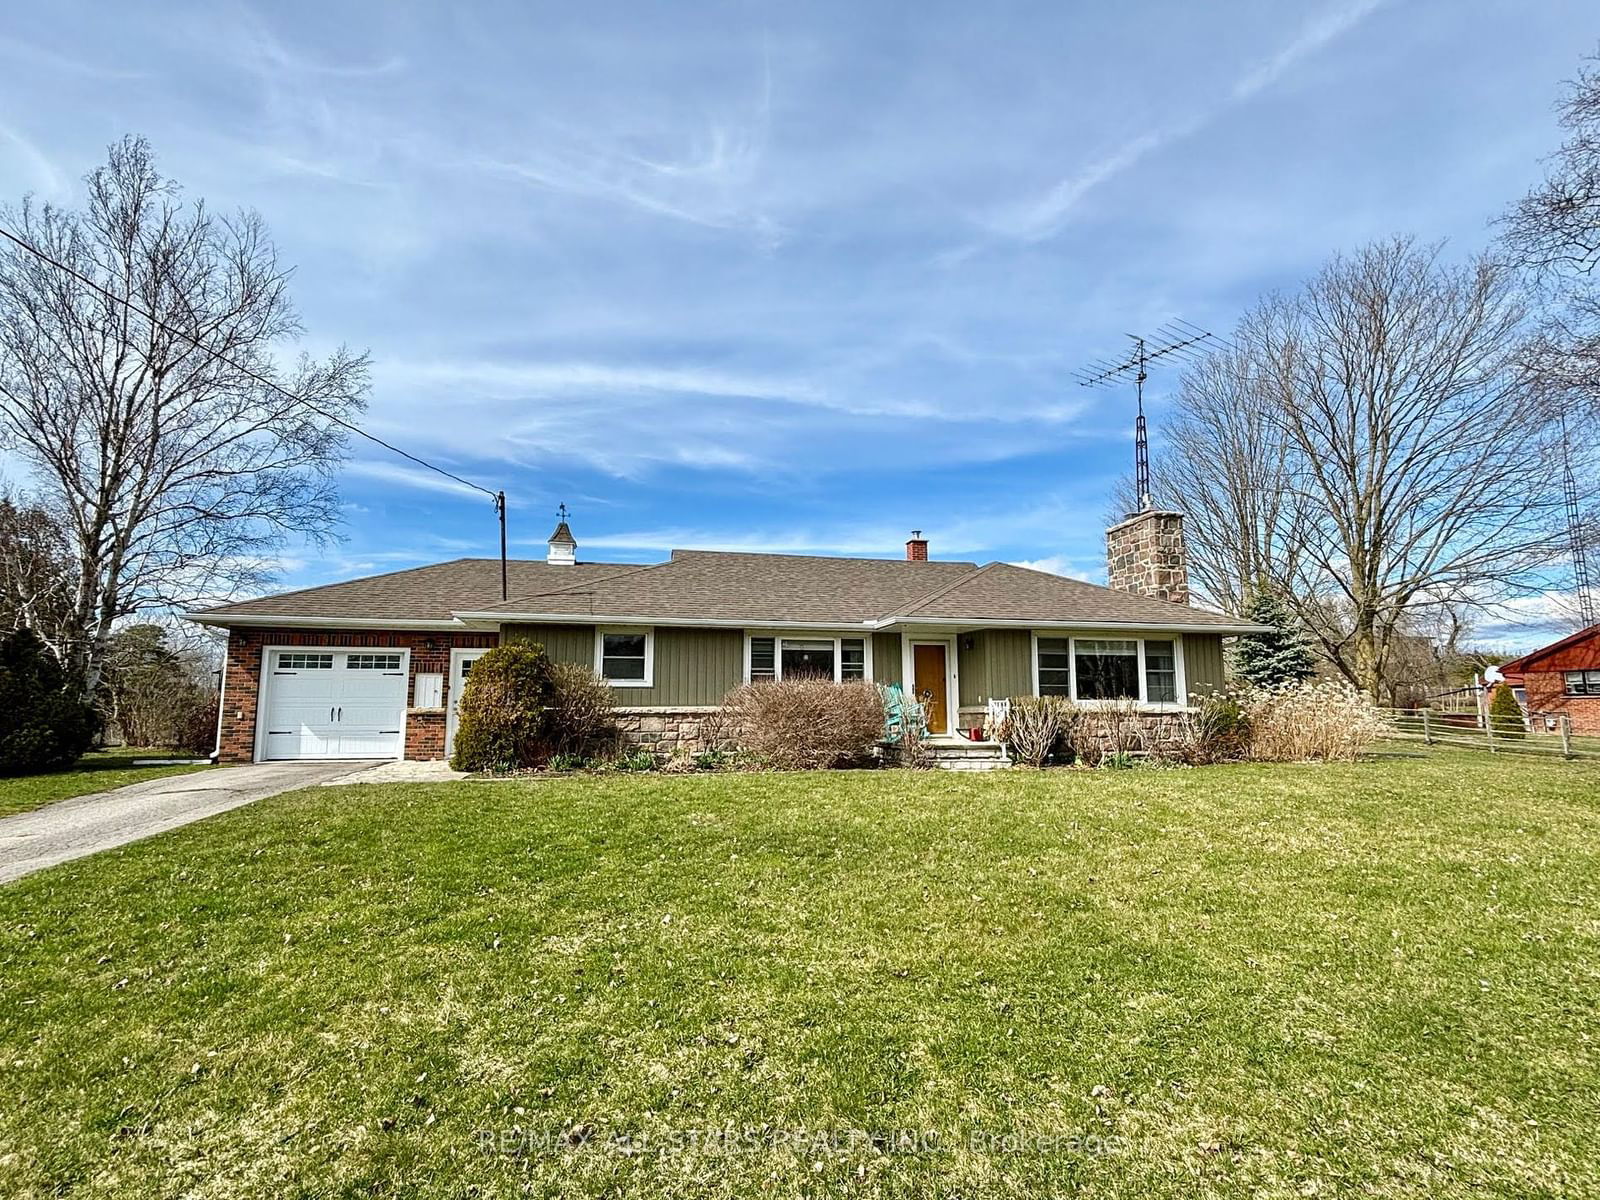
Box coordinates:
[913,643,949,735]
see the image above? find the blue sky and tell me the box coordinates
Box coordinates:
[0,1,1593,644]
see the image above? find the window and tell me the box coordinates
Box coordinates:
[1144,640,1177,704]
[1074,639,1139,700]
[841,639,866,680]
[597,629,652,686]
[782,639,835,679]
[1036,637,1071,696]
[750,636,777,680]
[746,634,871,682]
[347,652,403,671]
[277,652,333,670]
[1566,670,1600,697]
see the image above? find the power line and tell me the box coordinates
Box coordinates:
[0,223,515,599]
[0,225,497,501]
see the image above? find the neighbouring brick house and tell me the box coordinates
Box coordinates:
[1495,624,1600,736]
[188,508,1266,765]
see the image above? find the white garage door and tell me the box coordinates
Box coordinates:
[260,649,408,760]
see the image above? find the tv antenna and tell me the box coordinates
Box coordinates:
[1074,319,1219,512]
[1558,408,1596,628]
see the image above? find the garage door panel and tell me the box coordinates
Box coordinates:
[261,648,407,760]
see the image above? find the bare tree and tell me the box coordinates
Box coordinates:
[0,490,75,642]
[0,137,369,696]
[1501,48,1600,619]
[1143,238,1570,699]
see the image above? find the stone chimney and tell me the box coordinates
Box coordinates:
[1106,510,1188,604]
[546,509,577,566]
[905,530,928,562]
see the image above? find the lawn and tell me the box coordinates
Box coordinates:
[0,748,214,819]
[1,752,1597,1198]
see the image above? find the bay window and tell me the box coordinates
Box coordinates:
[1032,633,1185,705]
[1074,639,1139,700]
[747,634,870,682]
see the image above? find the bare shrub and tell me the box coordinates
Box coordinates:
[998,696,1079,767]
[545,663,621,759]
[721,679,886,770]
[1241,681,1391,763]
[1069,699,1146,766]
[1167,692,1250,765]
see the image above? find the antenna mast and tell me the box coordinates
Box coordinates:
[1559,408,1596,628]
[1074,320,1218,514]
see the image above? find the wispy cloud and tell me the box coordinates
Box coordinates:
[344,460,494,501]
[984,0,1388,242]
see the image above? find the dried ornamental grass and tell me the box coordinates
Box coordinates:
[1241,680,1391,763]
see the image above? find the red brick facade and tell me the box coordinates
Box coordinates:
[1522,670,1600,736]
[219,628,498,763]
[1501,626,1600,737]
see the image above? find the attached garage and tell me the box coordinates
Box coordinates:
[256,647,410,761]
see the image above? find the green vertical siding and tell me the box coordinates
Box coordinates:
[1183,633,1226,696]
[503,622,593,665]
[628,626,744,706]
[959,629,1033,705]
[873,632,902,687]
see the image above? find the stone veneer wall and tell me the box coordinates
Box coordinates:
[1105,510,1189,604]
[615,707,721,756]
[218,628,498,763]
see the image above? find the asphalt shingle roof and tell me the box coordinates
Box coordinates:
[192,550,1261,630]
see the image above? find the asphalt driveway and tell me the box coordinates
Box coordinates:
[0,761,368,884]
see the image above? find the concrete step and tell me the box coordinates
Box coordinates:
[926,740,1011,771]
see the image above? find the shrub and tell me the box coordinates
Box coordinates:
[1168,691,1250,765]
[169,690,221,755]
[545,663,621,759]
[721,679,886,770]
[1488,684,1525,740]
[998,696,1079,767]
[449,643,555,771]
[1240,680,1390,763]
[615,749,658,772]
[879,684,931,768]
[1070,699,1146,766]
[0,628,99,775]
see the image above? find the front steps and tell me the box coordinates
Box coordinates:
[926,739,1010,771]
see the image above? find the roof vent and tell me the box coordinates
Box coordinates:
[906,531,928,562]
[547,505,576,567]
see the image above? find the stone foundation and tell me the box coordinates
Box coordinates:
[615,707,722,756]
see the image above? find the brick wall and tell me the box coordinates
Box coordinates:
[1522,670,1600,736]
[219,628,498,763]
[1105,510,1189,604]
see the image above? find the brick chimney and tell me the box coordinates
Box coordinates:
[1105,510,1188,604]
[905,530,928,562]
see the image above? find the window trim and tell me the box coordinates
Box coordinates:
[595,626,654,688]
[1029,631,1188,709]
[743,631,873,683]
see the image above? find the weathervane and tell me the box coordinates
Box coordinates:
[1073,319,1219,513]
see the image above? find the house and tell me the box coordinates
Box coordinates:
[1493,624,1600,735]
[187,510,1266,764]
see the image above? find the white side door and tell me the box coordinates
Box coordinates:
[446,648,491,760]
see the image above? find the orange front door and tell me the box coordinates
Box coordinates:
[913,643,949,735]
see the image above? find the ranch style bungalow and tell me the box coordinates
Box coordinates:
[187,510,1267,764]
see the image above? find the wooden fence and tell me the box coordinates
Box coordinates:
[1378,708,1599,760]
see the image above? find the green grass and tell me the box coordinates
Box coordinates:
[2,752,1598,1198]
[0,748,214,819]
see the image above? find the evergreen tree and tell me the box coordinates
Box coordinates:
[1231,590,1318,688]
[1488,683,1526,740]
